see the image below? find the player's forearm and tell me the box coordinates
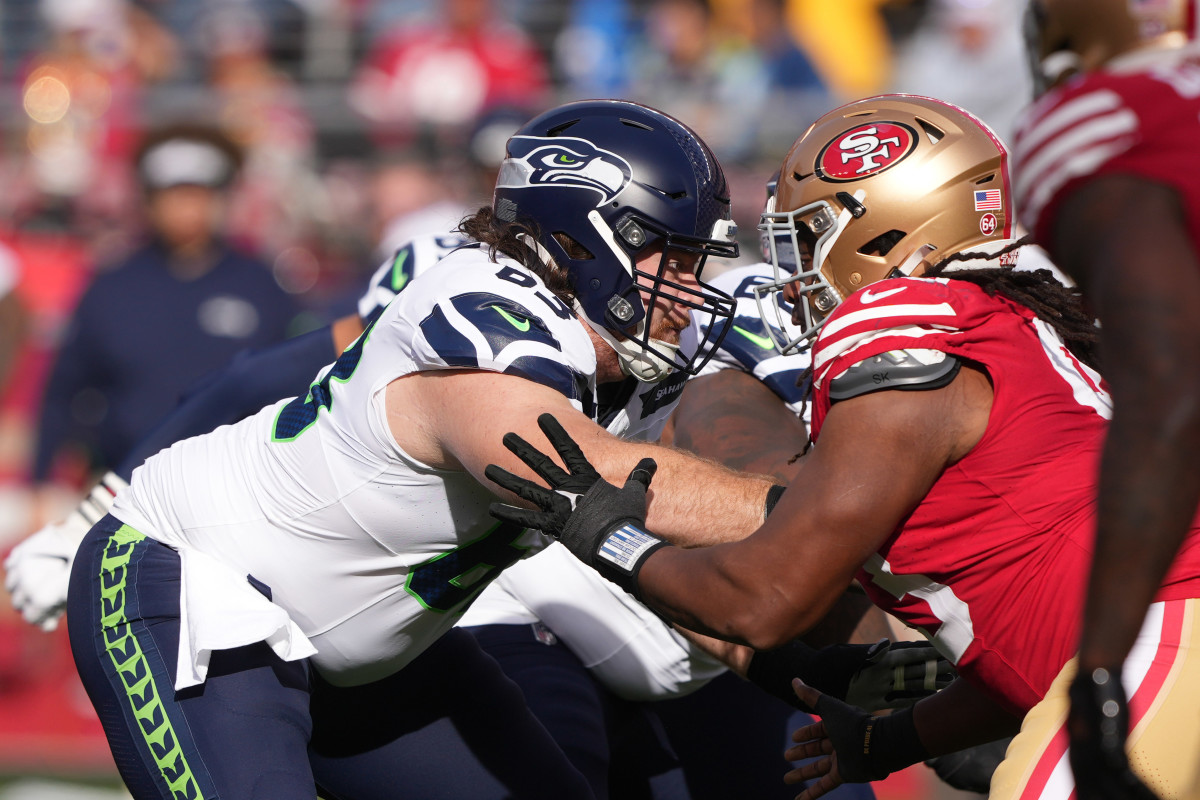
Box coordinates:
[1079,400,1200,670]
[911,678,1022,757]
[1055,178,1200,669]
[635,541,843,650]
[589,437,774,546]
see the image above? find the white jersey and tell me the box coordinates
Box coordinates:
[457,358,718,700]
[356,233,470,324]
[694,263,810,418]
[458,284,714,702]
[115,245,604,687]
[462,264,818,701]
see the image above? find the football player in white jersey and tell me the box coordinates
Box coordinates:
[60,99,786,800]
[8,207,938,800]
[1018,5,1200,798]
[485,95,1200,800]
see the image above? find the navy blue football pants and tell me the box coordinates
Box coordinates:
[460,623,877,800]
[67,516,593,800]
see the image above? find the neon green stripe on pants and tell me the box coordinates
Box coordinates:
[100,524,202,798]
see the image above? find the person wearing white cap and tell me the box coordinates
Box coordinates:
[32,122,299,490]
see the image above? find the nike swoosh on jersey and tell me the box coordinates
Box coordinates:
[391,249,410,291]
[732,325,776,350]
[492,305,531,332]
[859,286,908,304]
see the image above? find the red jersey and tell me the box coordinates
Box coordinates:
[1013,49,1200,250]
[810,278,1200,714]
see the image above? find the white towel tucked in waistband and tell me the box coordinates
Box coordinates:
[175,546,317,690]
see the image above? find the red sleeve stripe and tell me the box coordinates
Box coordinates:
[1015,104,1138,227]
[813,321,957,376]
[821,301,958,339]
[1014,89,1124,164]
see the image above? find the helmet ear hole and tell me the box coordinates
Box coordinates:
[552,232,594,260]
[858,229,907,257]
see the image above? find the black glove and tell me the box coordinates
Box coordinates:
[1067,667,1160,800]
[925,736,1011,794]
[749,638,955,713]
[487,413,667,595]
[806,691,929,783]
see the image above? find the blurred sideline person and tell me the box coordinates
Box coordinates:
[7,129,939,800]
[487,95,1200,800]
[58,99,783,800]
[1016,3,1200,797]
[31,123,297,492]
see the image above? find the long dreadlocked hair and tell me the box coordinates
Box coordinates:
[789,237,1099,460]
[926,236,1099,370]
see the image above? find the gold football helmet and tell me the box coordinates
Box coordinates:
[1025,0,1200,92]
[756,94,1011,352]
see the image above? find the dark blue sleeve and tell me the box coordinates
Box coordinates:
[114,326,338,480]
[32,286,106,481]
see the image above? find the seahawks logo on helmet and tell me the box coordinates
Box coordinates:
[496,136,633,206]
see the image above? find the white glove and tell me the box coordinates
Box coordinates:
[4,472,128,631]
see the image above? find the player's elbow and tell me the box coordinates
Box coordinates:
[718,588,817,651]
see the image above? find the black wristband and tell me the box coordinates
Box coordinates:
[764,484,787,519]
[591,522,670,598]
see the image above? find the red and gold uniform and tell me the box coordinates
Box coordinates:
[811,276,1200,799]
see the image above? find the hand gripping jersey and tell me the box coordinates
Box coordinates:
[1014,46,1200,249]
[114,246,608,688]
[692,263,809,417]
[809,277,1200,713]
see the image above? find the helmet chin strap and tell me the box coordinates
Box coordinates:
[578,309,679,383]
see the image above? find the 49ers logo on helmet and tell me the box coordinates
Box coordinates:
[816,122,918,182]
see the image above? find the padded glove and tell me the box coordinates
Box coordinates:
[748,637,955,712]
[487,413,666,595]
[788,682,929,785]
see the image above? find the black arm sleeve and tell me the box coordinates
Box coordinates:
[114,326,338,480]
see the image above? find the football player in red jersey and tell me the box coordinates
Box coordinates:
[1017,3,1200,798]
[486,95,1200,800]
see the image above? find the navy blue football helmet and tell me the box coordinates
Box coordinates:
[493,100,738,382]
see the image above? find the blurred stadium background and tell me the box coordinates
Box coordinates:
[0,0,1030,796]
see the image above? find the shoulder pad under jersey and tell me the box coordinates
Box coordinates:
[828,349,961,402]
[398,250,595,408]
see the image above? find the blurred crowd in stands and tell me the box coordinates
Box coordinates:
[0,0,1029,792]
